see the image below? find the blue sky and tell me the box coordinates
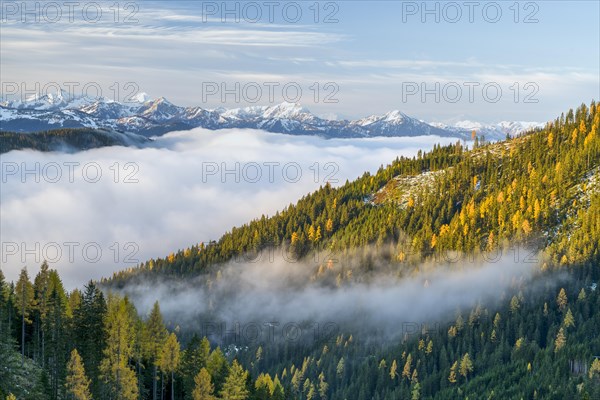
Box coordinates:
[1,0,599,123]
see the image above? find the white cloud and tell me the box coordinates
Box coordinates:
[0,129,459,288]
[119,245,546,342]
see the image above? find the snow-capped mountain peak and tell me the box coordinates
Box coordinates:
[431,120,544,140]
[25,88,72,104]
[453,120,483,130]
[136,97,183,121]
[0,92,545,141]
[4,89,74,110]
[383,110,408,123]
[355,110,410,127]
[262,102,312,120]
[140,96,175,108]
[128,92,151,104]
[1,90,106,111]
[220,105,267,120]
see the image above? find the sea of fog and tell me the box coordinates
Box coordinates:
[1,128,463,288]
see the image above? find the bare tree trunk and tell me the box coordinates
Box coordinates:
[21,286,25,368]
[35,319,40,363]
[21,312,25,367]
[171,371,174,400]
[153,364,158,400]
[42,327,45,368]
[53,314,60,400]
[137,358,142,400]
[161,372,165,400]
[117,325,121,398]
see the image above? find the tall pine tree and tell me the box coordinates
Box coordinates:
[220,360,249,400]
[65,349,92,400]
[146,301,168,400]
[99,295,138,400]
[159,332,181,400]
[15,267,34,367]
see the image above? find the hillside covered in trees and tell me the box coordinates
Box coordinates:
[0,128,149,154]
[106,101,599,284]
[1,101,599,399]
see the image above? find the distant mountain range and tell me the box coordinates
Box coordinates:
[0,91,543,140]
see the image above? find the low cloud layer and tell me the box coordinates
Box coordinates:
[118,247,547,343]
[1,128,459,288]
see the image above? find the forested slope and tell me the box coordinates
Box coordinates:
[1,101,599,399]
[0,128,149,154]
[104,101,599,286]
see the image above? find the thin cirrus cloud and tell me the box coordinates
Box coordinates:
[1,24,344,47]
[0,129,460,289]
[1,1,597,122]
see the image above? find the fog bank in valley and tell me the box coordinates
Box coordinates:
[1,129,460,288]
[118,247,555,343]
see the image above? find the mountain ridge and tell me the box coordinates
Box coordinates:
[0,94,543,140]
[0,127,151,154]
